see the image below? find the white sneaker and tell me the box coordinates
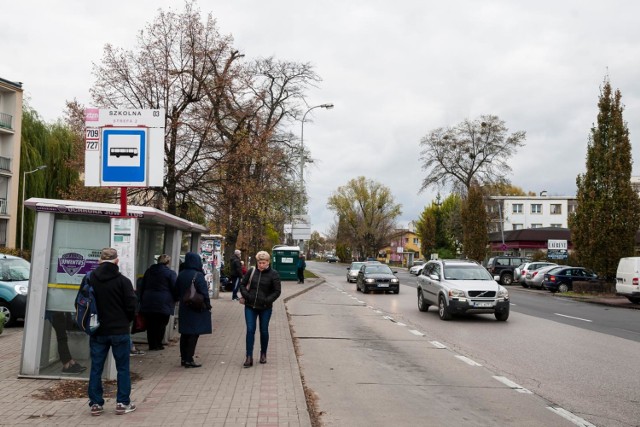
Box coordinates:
[115,402,136,415]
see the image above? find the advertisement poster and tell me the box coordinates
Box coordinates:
[56,248,101,284]
[111,218,137,284]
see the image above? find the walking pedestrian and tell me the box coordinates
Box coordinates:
[139,254,178,351]
[297,254,307,284]
[239,250,281,367]
[87,248,138,416]
[230,249,243,301]
[176,252,212,368]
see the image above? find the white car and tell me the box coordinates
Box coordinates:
[615,257,640,304]
[515,262,557,286]
[409,264,425,275]
[346,262,365,283]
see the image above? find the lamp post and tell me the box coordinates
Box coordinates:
[299,103,334,210]
[21,165,47,255]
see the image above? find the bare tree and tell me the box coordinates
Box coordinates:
[419,115,526,193]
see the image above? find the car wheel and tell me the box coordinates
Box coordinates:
[627,297,640,304]
[521,282,529,288]
[0,301,16,327]
[495,309,509,321]
[438,296,452,321]
[500,273,513,286]
[418,291,430,312]
[558,283,569,293]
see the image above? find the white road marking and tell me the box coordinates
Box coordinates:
[547,407,596,427]
[493,376,532,394]
[455,355,482,366]
[374,310,383,314]
[396,322,406,326]
[367,306,374,309]
[356,300,366,304]
[408,329,424,336]
[430,341,447,349]
[554,313,592,322]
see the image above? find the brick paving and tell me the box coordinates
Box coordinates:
[0,281,314,426]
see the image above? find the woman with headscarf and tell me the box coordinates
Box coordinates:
[138,254,178,351]
[175,252,212,368]
[238,250,281,367]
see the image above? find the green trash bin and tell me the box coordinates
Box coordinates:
[271,245,300,281]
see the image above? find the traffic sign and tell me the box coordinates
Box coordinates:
[101,128,146,184]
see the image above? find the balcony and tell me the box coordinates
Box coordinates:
[0,112,13,131]
[0,157,10,172]
[0,198,6,215]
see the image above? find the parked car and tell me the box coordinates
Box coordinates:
[346,262,365,283]
[0,255,31,327]
[543,266,598,293]
[616,257,640,304]
[326,255,340,263]
[417,259,510,321]
[515,262,557,287]
[524,264,565,289]
[485,256,530,286]
[409,263,425,275]
[356,263,400,294]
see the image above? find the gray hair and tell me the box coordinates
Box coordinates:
[234,249,241,256]
[255,251,270,262]
[99,247,118,263]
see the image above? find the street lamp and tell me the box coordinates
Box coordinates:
[21,165,47,255]
[299,103,333,210]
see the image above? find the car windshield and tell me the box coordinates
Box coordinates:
[350,262,364,271]
[546,266,564,275]
[0,258,31,281]
[443,265,493,280]
[365,265,393,274]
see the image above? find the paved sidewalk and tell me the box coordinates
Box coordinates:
[0,280,316,426]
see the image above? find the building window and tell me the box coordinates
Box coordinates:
[512,204,523,214]
[513,224,523,230]
[551,224,562,228]
[550,204,562,214]
[531,204,542,214]
[413,238,419,245]
[531,223,543,228]
[568,204,577,214]
[0,219,6,246]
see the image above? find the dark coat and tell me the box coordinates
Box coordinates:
[239,265,281,310]
[176,252,212,335]
[90,261,137,336]
[139,263,178,316]
[297,258,306,270]
[230,254,242,279]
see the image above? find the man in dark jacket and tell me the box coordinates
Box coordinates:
[230,249,243,301]
[87,248,138,417]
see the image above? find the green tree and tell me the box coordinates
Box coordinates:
[415,206,436,256]
[307,231,326,257]
[419,115,526,193]
[327,177,402,258]
[570,78,640,279]
[415,193,462,258]
[461,183,488,262]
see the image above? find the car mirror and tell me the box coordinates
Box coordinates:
[429,274,439,281]
[392,270,398,274]
[493,275,500,281]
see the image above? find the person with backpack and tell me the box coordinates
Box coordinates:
[86,248,138,417]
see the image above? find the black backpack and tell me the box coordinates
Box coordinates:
[74,272,100,335]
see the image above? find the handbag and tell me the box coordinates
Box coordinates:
[131,312,146,334]
[183,273,205,310]
[238,268,256,305]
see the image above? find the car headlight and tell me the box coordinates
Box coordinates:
[365,278,376,284]
[448,289,465,298]
[14,284,28,295]
[391,278,399,284]
[497,287,509,299]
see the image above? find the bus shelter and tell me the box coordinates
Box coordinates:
[20,198,207,380]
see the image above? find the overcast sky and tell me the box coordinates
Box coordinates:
[3,1,640,235]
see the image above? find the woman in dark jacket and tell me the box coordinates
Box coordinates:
[239,250,281,367]
[139,254,178,351]
[176,252,212,368]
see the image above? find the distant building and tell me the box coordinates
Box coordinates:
[0,77,24,247]
[378,229,421,266]
[486,195,577,233]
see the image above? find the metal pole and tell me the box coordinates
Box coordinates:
[20,165,46,255]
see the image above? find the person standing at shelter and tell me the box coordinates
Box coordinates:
[230,249,243,301]
[297,254,307,284]
[139,254,178,351]
[176,252,212,368]
[239,251,281,367]
[87,248,138,416]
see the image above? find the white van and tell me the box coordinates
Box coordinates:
[615,257,640,304]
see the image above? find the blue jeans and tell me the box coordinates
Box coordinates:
[244,306,273,357]
[231,277,241,300]
[88,334,131,406]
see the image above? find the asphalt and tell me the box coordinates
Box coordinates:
[0,279,320,426]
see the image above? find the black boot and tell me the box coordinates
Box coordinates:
[243,356,253,368]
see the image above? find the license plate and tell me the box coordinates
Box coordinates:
[378,283,389,288]
[474,301,493,308]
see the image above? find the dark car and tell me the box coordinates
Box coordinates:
[485,256,530,286]
[0,255,30,326]
[326,255,340,263]
[543,266,598,293]
[356,263,400,294]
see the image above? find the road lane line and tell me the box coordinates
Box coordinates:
[547,407,596,427]
[396,322,406,326]
[492,376,532,394]
[383,316,395,322]
[408,329,424,336]
[554,313,592,322]
[455,355,482,366]
[430,341,447,349]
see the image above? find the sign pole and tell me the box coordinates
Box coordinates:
[120,186,128,217]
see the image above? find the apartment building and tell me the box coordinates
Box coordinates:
[0,77,24,247]
[487,195,577,233]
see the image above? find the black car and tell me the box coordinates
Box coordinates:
[356,263,400,294]
[543,267,598,293]
[485,256,530,286]
[326,256,340,263]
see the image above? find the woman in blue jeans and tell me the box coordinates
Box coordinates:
[238,251,281,367]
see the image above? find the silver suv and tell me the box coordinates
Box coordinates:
[417,259,510,321]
